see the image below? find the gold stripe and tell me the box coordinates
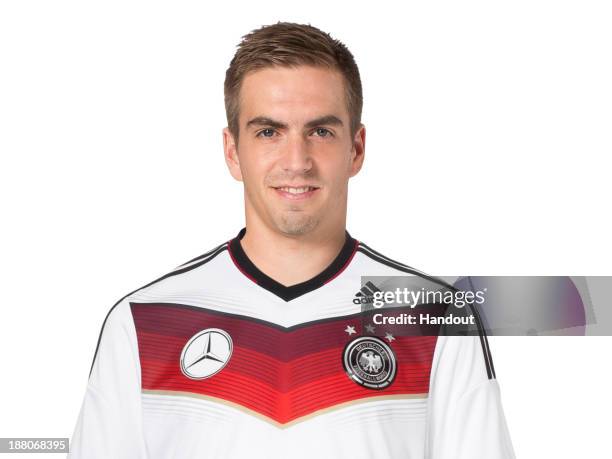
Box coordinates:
[142,389,427,429]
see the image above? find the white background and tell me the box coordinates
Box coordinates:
[1,1,610,458]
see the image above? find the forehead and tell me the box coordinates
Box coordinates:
[239,65,348,124]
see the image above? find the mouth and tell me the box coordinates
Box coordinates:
[272,185,320,201]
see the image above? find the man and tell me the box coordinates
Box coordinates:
[68,22,515,458]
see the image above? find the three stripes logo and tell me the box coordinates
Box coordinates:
[353,281,382,305]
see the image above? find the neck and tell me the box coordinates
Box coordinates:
[239,220,348,287]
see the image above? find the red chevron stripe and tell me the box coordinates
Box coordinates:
[131,302,437,424]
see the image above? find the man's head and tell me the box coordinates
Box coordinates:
[223,22,365,238]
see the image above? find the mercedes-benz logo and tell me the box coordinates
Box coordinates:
[180,328,233,380]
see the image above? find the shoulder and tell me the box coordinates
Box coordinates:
[354,238,454,290]
[356,239,425,274]
[170,239,231,273]
[87,237,231,377]
[131,238,231,300]
[355,237,496,380]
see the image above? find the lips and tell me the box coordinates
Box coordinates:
[273,186,319,201]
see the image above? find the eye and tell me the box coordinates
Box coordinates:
[256,128,276,138]
[313,127,333,138]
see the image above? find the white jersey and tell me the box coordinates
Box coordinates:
[68,227,515,458]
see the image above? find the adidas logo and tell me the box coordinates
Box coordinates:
[353,281,382,304]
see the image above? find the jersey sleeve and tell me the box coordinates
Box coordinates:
[424,331,516,458]
[68,299,148,459]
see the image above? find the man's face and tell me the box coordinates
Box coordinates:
[223,65,365,237]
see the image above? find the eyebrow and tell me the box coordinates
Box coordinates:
[245,115,344,130]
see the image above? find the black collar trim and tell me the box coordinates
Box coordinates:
[228,227,358,302]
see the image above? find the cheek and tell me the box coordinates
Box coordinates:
[240,155,274,189]
[321,154,352,183]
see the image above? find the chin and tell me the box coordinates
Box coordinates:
[274,216,319,236]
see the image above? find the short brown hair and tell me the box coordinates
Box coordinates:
[224,22,363,144]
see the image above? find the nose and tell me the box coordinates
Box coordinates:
[280,133,313,173]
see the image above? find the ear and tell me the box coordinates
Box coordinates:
[223,127,243,182]
[349,123,366,178]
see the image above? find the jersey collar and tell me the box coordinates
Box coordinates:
[228,226,358,302]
